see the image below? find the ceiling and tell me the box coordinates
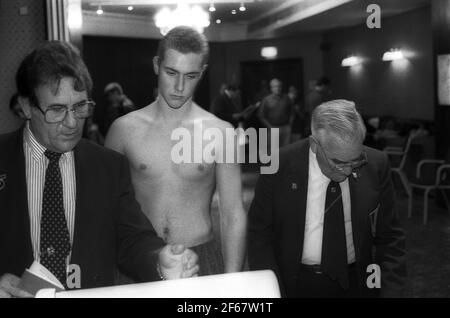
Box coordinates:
[81,0,431,38]
[82,0,280,24]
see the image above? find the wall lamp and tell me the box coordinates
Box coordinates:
[341,56,361,67]
[382,49,404,61]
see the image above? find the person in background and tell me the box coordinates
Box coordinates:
[305,77,332,136]
[211,83,243,128]
[288,85,306,143]
[257,78,293,148]
[103,82,135,134]
[305,77,332,115]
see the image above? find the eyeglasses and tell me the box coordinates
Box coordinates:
[311,136,368,174]
[35,100,95,123]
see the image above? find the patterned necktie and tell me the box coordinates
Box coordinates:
[321,181,349,289]
[40,149,71,286]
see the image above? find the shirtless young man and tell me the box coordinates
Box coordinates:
[105,26,246,275]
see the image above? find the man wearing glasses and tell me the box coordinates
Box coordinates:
[0,41,199,298]
[248,99,406,297]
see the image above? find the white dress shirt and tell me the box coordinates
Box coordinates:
[301,148,355,265]
[23,123,76,262]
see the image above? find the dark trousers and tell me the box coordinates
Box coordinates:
[294,263,361,298]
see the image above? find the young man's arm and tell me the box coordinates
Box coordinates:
[215,123,247,273]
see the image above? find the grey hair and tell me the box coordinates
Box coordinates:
[270,78,282,86]
[311,99,366,143]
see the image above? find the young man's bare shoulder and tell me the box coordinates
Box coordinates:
[112,104,157,132]
[192,104,232,131]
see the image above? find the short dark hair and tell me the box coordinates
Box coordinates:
[104,82,123,95]
[157,26,209,65]
[16,41,93,107]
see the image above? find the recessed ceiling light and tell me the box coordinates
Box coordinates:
[128,6,133,11]
[231,9,236,14]
[216,19,221,24]
[209,3,216,12]
[96,6,103,15]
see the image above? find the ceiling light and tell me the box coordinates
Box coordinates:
[382,49,404,61]
[128,6,133,11]
[261,46,277,59]
[239,2,246,11]
[155,4,210,35]
[341,56,361,67]
[216,19,221,24]
[96,5,103,15]
[231,9,236,14]
[209,3,216,12]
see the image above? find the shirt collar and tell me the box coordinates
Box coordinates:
[24,122,71,162]
[309,147,330,184]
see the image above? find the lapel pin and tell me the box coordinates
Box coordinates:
[291,183,297,190]
[352,171,360,180]
[0,174,6,191]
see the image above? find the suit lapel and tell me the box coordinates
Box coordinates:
[285,140,310,263]
[71,140,90,262]
[349,175,362,262]
[17,129,33,265]
[348,163,374,263]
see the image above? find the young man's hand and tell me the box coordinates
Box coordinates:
[158,244,199,280]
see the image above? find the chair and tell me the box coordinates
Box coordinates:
[383,132,416,197]
[408,159,450,225]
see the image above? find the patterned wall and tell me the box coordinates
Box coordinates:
[0,0,46,134]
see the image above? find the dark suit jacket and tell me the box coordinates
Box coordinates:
[0,128,164,289]
[248,139,406,297]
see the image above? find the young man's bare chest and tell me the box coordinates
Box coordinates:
[124,123,215,182]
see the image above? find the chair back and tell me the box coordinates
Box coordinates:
[397,131,417,169]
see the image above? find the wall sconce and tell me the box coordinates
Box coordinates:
[382,49,404,61]
[341,56,361,67]
[261,46,277,59]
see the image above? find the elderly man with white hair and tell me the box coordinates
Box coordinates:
[249,99,406,298]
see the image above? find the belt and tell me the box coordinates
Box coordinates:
[300,263,356,275]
